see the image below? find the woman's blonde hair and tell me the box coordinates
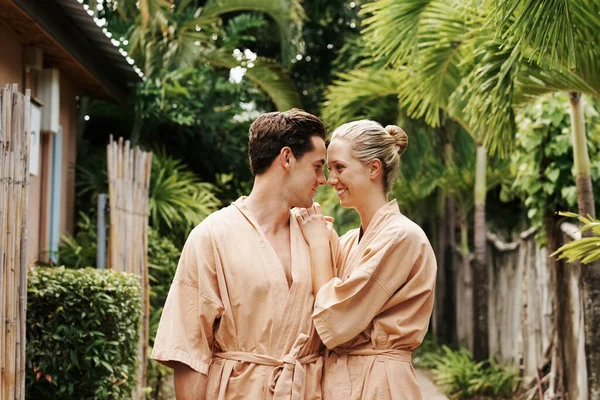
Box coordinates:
[331,120,408,193]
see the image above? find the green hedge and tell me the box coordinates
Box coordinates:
[26,267,141,399]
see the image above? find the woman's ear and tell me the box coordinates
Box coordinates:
[369,158,383,180]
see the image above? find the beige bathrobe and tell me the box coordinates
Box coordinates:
[152,198,324,399]
[313,200,437,400]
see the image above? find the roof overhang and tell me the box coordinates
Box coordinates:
[0,0,142,103]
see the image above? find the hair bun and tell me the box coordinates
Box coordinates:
[384,125,408,155]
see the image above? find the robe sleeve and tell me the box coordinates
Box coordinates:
[151,223,224,375]
[312,225,435,349]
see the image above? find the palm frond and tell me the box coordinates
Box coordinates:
[321,68,403,128]
[490,0,600,70]
[201,0,305,66]
[449,34,519,156]
[149,151,221,233]
[396,0,474,127]
[200,50,302,110]
[360,0,434,66]
[552,212,600,264]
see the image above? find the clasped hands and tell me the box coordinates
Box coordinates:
[296,203,334,248]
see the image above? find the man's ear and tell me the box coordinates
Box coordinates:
[369,158,383,180]
[279,147,294,170]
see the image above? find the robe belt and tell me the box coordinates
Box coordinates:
[213,351,321,400]
[328,348,412,400]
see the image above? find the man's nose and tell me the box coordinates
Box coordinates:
[317,170,327,185]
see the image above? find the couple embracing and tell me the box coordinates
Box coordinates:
[151,109,437,400]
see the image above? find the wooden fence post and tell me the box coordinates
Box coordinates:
[0,84,31,400]
[106,137,152,399]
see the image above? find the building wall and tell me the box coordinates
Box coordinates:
[0,23,43,266]
[0,24,23,86]
[59,75,78,235]
[2,22,80,265]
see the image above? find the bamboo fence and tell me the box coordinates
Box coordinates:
[106,137,152,399]
[0,84,31,400]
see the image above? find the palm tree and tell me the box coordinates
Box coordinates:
[93,0,304,142]
[464,1,600,395]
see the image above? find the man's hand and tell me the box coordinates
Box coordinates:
[173,362,207,400]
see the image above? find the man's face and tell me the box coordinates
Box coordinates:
[288,136,327,208]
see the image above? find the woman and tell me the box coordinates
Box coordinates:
[296,120,437,400]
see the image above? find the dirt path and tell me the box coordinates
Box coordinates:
[416,368,449,399]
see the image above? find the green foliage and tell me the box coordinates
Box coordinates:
[510,93,600,244]
[288,0,361,113]
[145,228,181,398]
[552,212,600,264]
[149,150,221,237]
[412,333,444,369]
[426,346,520,399]
[58,213,99,268]
[136,67,212,127]
[147,228,180,342]
[26,267,141,399]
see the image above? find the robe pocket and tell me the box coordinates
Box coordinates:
[382,358,422,400]
[228,362,267,400]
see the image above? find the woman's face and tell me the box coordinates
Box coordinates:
[326,139,373,209]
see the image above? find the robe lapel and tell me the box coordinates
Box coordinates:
[232,199,289,324]
[346,200,401,273]
[271,213,313,357]
[232,200,313,357]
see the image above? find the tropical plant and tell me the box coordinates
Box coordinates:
[553,212,600,264]
[511,93,600,245]
[427,346,520,399]
[353,0,600,367]
[90,0,304,144]
[58,213,99,268]
[149,150,221,239]
[146,228,181,398]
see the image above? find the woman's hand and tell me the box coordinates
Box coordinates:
[296,203,332,248]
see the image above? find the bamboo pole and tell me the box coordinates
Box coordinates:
[0,85,30,400]
[16,89,30,400]
[106,137,152,399]
[4,85,17,400]
[0,85,8,400]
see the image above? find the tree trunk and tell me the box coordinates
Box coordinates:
[434,191,446,341]
[459,212,474,351]
[546,215,565,397]
[443,189,457,345]
[472,144,489,361]
[434,142,457,345]
[569,92,600,399]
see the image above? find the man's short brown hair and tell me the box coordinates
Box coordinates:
[248,109,327,175]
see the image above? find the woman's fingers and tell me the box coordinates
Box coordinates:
[297,209,308,222]
[313,202,323,216]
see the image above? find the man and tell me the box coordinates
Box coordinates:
[151,109,328,399]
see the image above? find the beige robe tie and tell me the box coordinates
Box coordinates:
[328,348,412,400]
[214,334,322,400]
